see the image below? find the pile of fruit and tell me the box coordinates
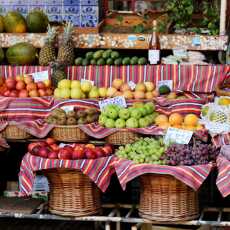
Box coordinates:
[162,139,219,166]
[28,138,113,160]
[116,137,166,164]
[45,107,99,125]
[0,75,52,97]
[75,50,148,66]
[154,113,202,131]
[99,102,157,128]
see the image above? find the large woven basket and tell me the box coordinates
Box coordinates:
[51,125,88,142]
[43,169,101,217]
[139,174,199,221]
[105,130,140,145]
[2,125,31,140]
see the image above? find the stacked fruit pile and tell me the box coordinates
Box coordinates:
[99,102,157,128]
[0,75,52,97]
[75,50,148,66]
[45,108,99,125]
[28,138,113,159]
[154,113,202,131]
[162,139,219,166]
[116,137,166,164]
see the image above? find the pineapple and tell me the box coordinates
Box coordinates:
[39,24,57,66]
[51,62,67,87]
[57,22,75,65]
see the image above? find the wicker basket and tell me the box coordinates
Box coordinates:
[51,125,88,142]
[105,130,140,145]
[43,169,101,217]
[139,174,199,221]
[2,125,31,140]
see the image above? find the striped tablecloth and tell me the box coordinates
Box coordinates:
[19,153,116,196]
[113,158,213,191]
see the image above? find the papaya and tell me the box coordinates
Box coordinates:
[6,42,37,65]
[4,11,27,33]
[0,15,4,32]
[26,10,49,33]
[0,48,4,63]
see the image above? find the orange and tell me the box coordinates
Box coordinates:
[158,122,170,129]
[155,114,169,125]
[184,114,199,126]
[169,113,183,126]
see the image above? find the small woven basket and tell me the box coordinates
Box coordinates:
[105,130,140,145]
[2,125,31,140]
[139,174,199,221]
[51,125,88,142]
[43,169,101,217]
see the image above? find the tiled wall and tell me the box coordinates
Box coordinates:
[0,0,100,27]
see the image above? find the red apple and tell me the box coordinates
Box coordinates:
[18,89,29,98]
[5,78,16,90]
[46,88,53,96]
[3,90,10,97]
[26,82,37,91]
[94,147,105,158]
[58,148,72,160]
[16,80,26,90]
[28,142,40,153]
[73,144,85,150]
[63,146,74,153]
[38,89,46,97]
[38,147,50,158]
[85,144,95,149]
[9,90,18,97]
[24,75,33,84]
[31,146,41,156]
[46,138,56,145]
[50,144,59,152]
[36,141,48,147]
[72,147,85,159]
[37,81,46,89]
[85,148,96,159]
[102,144,114,156]
[49,151,58,159]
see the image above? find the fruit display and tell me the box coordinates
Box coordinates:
[28,138,114,159]
[154,113,202,131]
[74,50,148,66]
[116,137,166,164]
[45,107,99,125]
[99,102,157,128]
[162,139,219,166]
[0,75,52,97]
[6,42,37,65]
[1,10,49,33]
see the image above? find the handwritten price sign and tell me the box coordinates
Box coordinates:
[99,96,127,110]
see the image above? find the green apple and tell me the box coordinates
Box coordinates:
[131,108,142,119]
[58,79,71,89]
[71,80,81,89]
[89,88,100,98]
[71,88,82,99]
[126,117,139,128]
[105,118,115,128]
[54,88,61,98]
[115,118,126,128]
[144,102,155,114]
[138,107,147,116]
[81,81,93,93]
[138,117,150,128]
[99,87,107,98]
[99,114,107,126]
[133,102,144,108]
[60,88,71,99]
[104,107,118,119]
[119,108,130,120]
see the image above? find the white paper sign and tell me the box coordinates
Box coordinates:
[60,105,75,113]
[157,80,173,90]
[192,36,201,46]
[32,176,49,192]
[99,96,127,110]
[128,81,136,90]
[81,79,94,86]
[173,49,187,58]
[148,50,160,64]
[164,127,193,145]
[31,71,49,82]
[59,143,74,148]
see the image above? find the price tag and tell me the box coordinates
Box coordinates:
[128,81,136,90]
[173,49,187,58]
[60,105,74,113]
[59,143,73,148]
[80,79,94,86]
[31,70,49,82]
[148,49,160,64]
[32,176,49,192]
[192,36,201,46]
[99,96,127,110]
[164,127,193,145]
[157,80,173,90]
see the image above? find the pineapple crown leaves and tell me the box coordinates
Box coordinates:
[45,24,57,44]
[62,21,74,44]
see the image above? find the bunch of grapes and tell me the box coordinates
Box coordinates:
[162,140,219,166]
